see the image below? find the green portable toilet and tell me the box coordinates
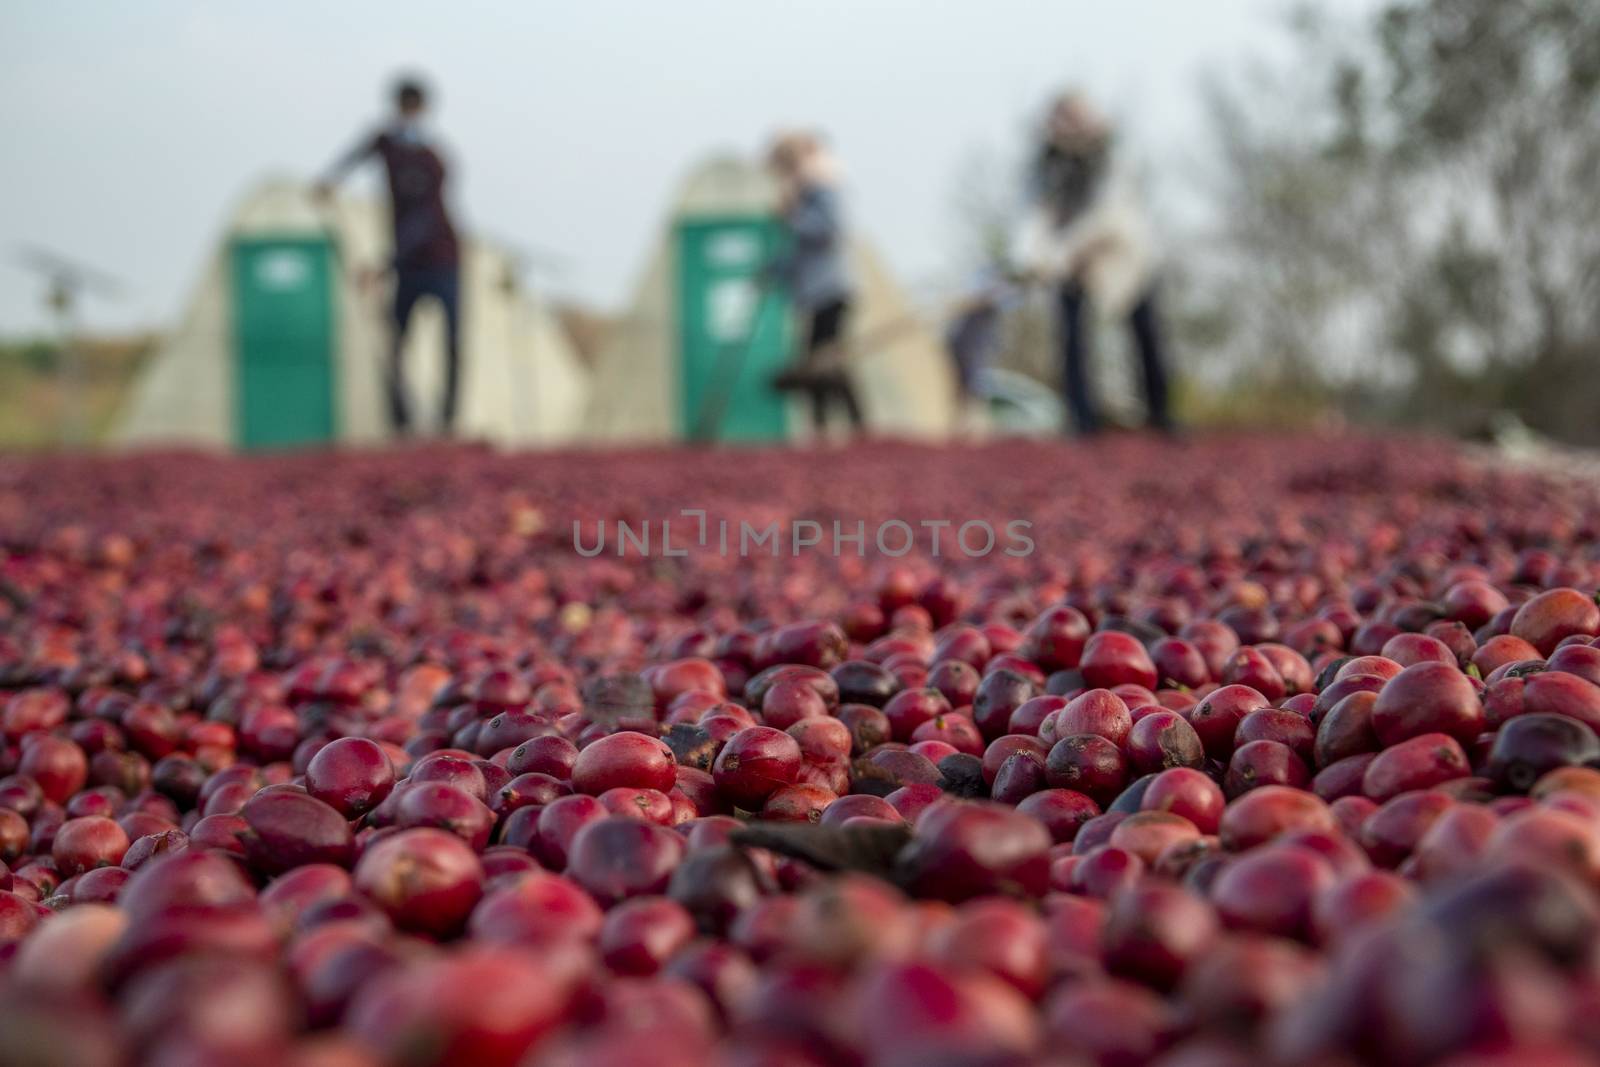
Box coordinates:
[585,156,958,444]
[229,234,340,450]
[674,216,791,441]
[113,179,598,452]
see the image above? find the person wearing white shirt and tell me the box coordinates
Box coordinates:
[1013,92,1174,436]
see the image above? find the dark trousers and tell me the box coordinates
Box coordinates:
[803,299,864,432]
[390,265,462,434]
[1058,282,1172,434]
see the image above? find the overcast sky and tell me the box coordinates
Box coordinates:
[0,1,1363,335]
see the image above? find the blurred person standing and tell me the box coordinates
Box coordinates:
[765,131,865,437]
[317,75,463,437]
[1014,92,1173,436]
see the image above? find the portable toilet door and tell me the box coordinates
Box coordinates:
[229,234,339,450]
[674,216,792,442]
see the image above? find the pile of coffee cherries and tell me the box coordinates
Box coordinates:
[2,434,1600,1066]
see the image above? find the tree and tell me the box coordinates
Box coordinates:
[1194,0,1600,442]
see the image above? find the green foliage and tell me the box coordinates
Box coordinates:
[0,336,153,450]
[1,339,60,374]
[1192,0,1600,443]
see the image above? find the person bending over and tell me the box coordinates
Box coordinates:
[765,130,865,437]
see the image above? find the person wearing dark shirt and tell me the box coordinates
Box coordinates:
[317,75,463,436]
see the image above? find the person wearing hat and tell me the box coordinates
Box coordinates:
[1014,92,1174,436]
[764,130,865,436]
